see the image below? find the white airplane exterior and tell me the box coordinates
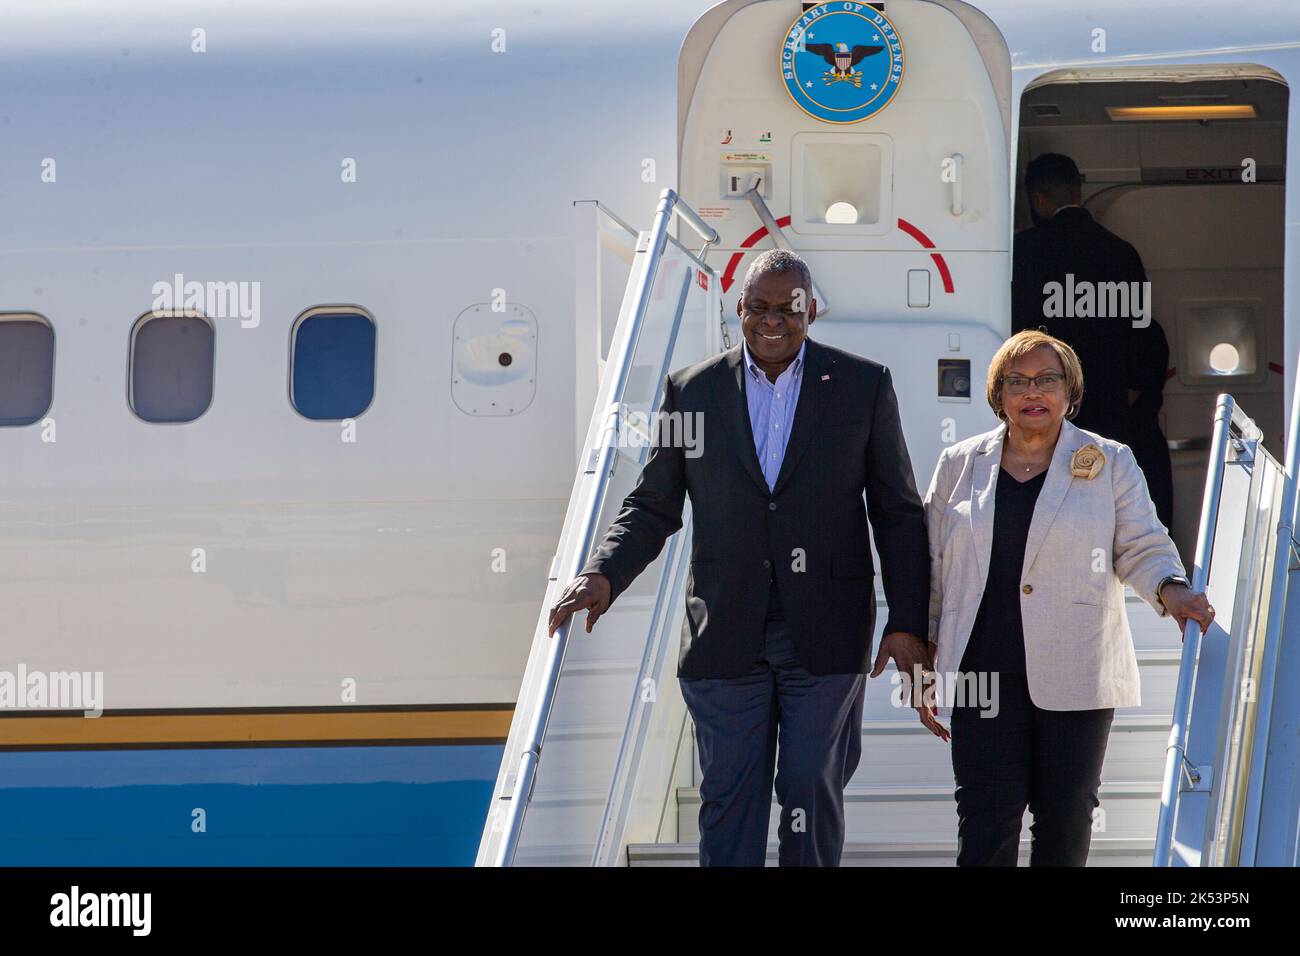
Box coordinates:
[0,0,1296,864]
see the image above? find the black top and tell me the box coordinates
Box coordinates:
[959,466,1048,676]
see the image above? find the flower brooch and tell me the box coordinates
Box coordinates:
[1070,443,1106,479]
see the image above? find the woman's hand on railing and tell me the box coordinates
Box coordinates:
[547,573,612,637]
[1160,582,1215,638]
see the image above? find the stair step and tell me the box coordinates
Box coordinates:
[861,649,1181,720]
[689,715,1172,789]
[675,781,1163,842]
[627,837,1156,867]
[845,717,1170,788]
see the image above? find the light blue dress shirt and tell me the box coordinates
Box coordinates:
[741,339,806,492]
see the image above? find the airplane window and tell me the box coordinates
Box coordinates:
[0,315,55,426]
[825,201,859,224]
[130,313,215,423]
[1209,342,1242,374]
[1178,303,1261,385]
[290,308,376,420]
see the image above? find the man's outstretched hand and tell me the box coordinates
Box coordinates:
[547,573,612,637]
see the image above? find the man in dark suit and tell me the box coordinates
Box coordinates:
[1012,153,1174,529]
[546,249,931,866]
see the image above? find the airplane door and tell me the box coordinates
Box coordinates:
[677,0,1013,489]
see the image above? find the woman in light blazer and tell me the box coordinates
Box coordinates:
[919,329,1214,866]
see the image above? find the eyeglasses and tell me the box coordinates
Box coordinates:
[1003,372,1065,394]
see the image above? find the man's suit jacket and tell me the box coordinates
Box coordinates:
[923,418,1185,712]
[581,337,930,680]
[1011,206,1167,449]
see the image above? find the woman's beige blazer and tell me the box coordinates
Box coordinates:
[923,418,1186,712]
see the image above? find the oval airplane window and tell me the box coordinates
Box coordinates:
[825,201,859,224]
[130,312,214,423]
[1209,342,1241,374]
[0,314,55,427]
[290,307,377,421]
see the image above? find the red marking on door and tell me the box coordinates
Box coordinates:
[897,218,954,294]
[719,216,955,295]
[720,216,794,293]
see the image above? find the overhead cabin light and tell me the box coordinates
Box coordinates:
[1106,104,1257,122]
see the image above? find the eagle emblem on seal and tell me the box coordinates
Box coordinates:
[804,41,883,87]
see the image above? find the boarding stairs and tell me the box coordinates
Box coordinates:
[477,190,1300,867]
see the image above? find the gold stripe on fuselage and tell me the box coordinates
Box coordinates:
[0,706,514,750]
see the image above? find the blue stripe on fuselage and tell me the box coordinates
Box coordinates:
[0,744,502,865]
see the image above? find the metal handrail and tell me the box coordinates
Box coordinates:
[488,189,717,866]
[1237,340,1300,863]
[672,197,720,247]
[591,515,694,865]
[585,199,640,246]
[1153,394,1256,866]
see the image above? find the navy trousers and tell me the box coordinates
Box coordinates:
[678,616,866,867]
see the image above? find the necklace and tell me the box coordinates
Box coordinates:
[1006,450,1050,474]
[1006,425,1058,475]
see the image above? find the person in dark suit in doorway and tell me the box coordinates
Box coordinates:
[1012,152,1174,529]
[546,248,932,867]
